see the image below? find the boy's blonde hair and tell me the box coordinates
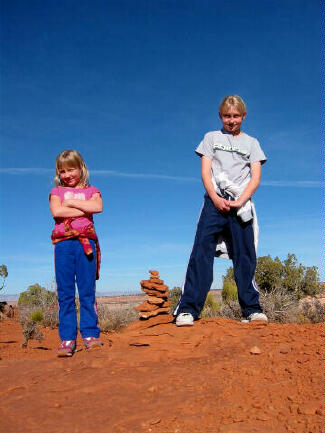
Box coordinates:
[219,95,247,115]
[54,150,89,187]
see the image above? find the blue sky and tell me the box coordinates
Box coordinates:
[0,0,321,296]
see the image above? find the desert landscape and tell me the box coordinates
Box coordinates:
[0,294,323,433]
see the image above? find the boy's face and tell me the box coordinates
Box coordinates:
[219,105,246,136]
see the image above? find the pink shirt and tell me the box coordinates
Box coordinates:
[49,185,100,235]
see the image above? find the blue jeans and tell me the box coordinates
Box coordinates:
[174,195,262,319]
[55,239,100,340]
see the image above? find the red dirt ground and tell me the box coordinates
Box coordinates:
[0,316,323,433]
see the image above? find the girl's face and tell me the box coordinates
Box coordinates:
[219,105,246,136]
[58,165,82,188]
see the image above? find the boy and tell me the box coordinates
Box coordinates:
[174,95,268,326]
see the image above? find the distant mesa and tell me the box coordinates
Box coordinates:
[135,270,170,319]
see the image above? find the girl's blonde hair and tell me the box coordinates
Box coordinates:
[219,95,247,115]
[54,150,89,187]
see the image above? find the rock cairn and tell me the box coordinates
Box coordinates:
[135,270,170,319]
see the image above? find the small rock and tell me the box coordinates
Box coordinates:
[146,296,166,305]
[147,385,158,393]
[129,341,150,347]
[149,278,164,284]
[256,415,269,421]
[141,289,167,298]
[54,403,61,408]
[250,346,261,355]
[135,301,160,312]
[139,307,169,319]
[149,418,161,425]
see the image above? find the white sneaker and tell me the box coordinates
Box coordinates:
[248,312,268,322]
[176,313,194,327]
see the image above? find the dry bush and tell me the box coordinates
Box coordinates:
[217,300,242,321]
[259,289,300,323]
[97,303,138,333]
[217,289,301,323]
[20,318,44,348]
[18,304,59,329]
[300,298,325,324]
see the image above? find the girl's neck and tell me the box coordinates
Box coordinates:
[61,184,87,189]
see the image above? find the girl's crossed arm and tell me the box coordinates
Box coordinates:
[63,193,103,214]
[50,195,86,218]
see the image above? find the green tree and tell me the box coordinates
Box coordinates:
[223,267,235,282]
[18,284,57,307]
[255,255,283,292]
[282,254,305,295]
[300,266,322,297]
[222,279,238,301]
[0,265,8,290]
[222,253,321,298]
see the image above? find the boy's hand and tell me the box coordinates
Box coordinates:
[228,198,244,209]
[212,196,231,213]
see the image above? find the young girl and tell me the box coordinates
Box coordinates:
[49,150,103,357]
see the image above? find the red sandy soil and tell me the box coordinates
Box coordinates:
[0,316,323,433]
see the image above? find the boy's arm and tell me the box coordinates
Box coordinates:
[228,161,261,209]
[50,195,86,218]
[201,156,230,213]
[63,193,103,214]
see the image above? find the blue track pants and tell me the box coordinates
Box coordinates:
[174,195,262,319]
[55,239,100,340]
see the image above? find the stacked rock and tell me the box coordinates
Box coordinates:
[135,270,170,319]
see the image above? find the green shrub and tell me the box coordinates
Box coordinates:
[223,254,322,298]
[30,310,44,323]
[168,287,182,313]
[18,284,57,307]
[201,293,221,318]
[0,264,8,291]
[222,280,238,302]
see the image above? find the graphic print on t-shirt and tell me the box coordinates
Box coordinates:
[64,191,86,201]
[212,142,247,156]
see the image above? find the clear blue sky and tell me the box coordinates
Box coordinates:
[0,0,321,296]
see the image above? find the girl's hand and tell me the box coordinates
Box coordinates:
[62,199,74,207]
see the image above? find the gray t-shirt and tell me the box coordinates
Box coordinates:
[195,129,267,196]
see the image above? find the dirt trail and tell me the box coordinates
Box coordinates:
[0,317,323,433]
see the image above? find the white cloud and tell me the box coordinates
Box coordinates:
[0,167,321,188]
[261,180,321,188]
